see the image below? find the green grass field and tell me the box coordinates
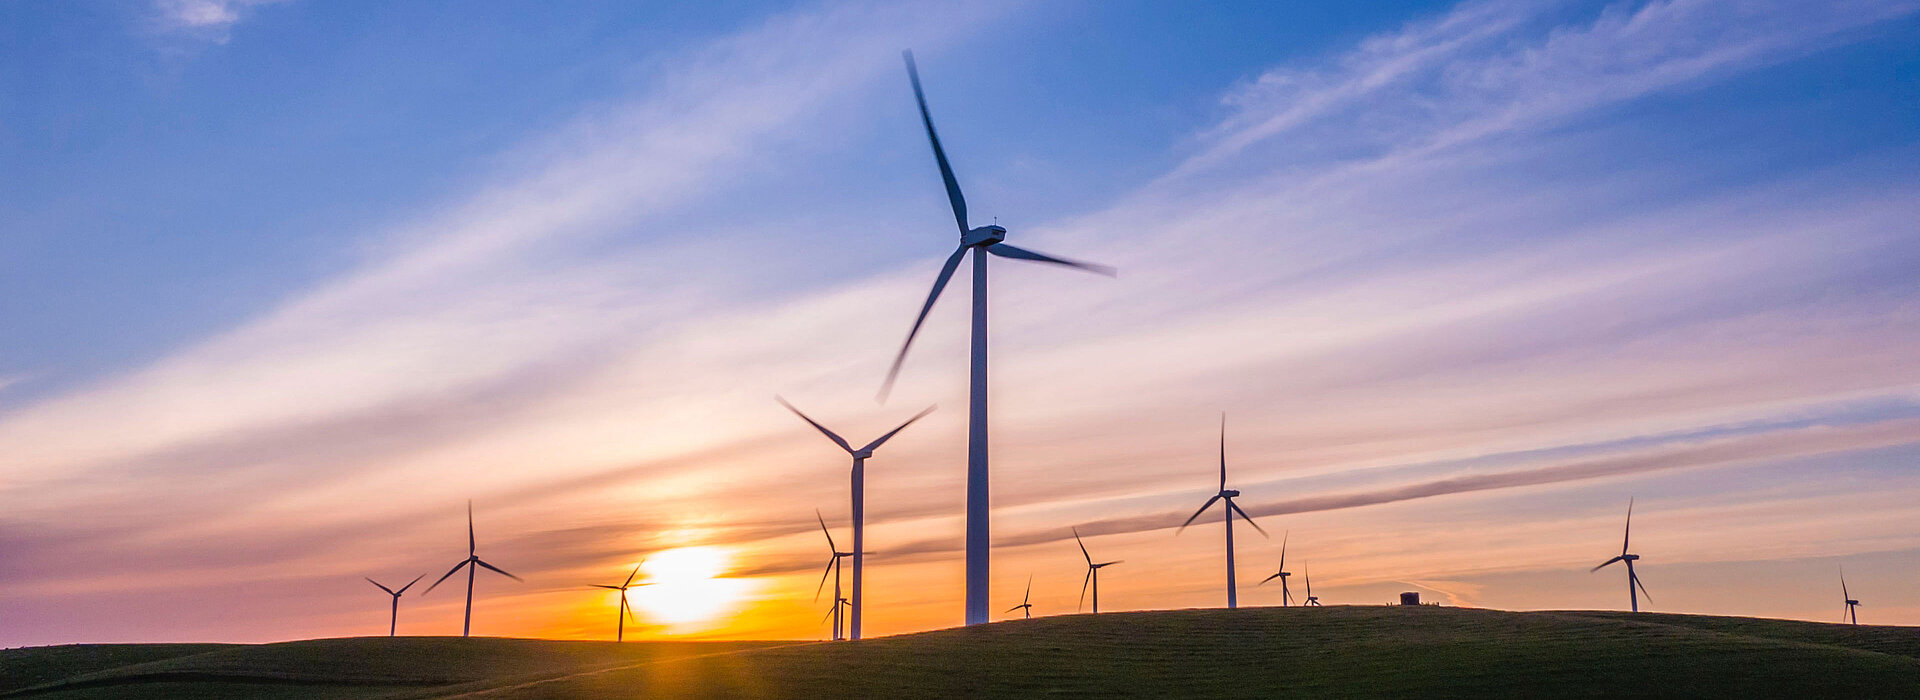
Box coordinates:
[6,607,1917,698]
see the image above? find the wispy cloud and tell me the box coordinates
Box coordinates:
[151,0,288,42]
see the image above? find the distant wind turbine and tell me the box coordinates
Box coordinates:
[1591,499,1649,612]
[589,561,651,642]
[1302,564,1321,606]
[1074,528,1121,614]
[1258,532,1293,607]
[1005,574,1034,619]
[1842,568,1861,625]
[1179,415,1268,609]
[364,574,423,637]
[815,510,854,641]
[886,50,1116,627]
[424,501,523,637]
[779,397,932,640]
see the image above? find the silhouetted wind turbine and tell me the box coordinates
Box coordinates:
[1005,574,1034,619]
[1074,528,1121,614]
[1591,499,1649,612]
[589,561,650,642]
[424,501,522,637]
[886,51,1115,626]
[1303,564,1320,606]
[365,574,423,637]
[815,510,854,641]
[780,398,932,640]
[1842,568,1861,625]
[1179,415,1268,609]
[1258,532,1293,607]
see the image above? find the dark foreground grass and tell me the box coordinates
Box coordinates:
[6,607,1917,698]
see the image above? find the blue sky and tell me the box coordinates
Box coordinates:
[1,0,1917,645]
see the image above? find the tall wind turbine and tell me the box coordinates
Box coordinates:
[885,50,1115,626]
[1074,528,1122,614]
[365,574,423,637]
[1841,568,1861,625]
[815,510,854,641]
[1258,532,1292,607]
[425,501,523,637]
[1591,499,1649,612]
[589,561,651,642]
[1005,574,1034,619]
[1178,415,1268,609]
[779,398,933,640]
[1303,564,1321,606]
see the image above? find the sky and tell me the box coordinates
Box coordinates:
[1,0,1917,646]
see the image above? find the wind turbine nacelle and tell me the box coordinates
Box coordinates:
[962,225,1007,247]
[1221,489,1240,498]
[1623,554,1640,561]
[851,449,874,459]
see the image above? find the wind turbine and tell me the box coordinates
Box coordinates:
[1074,528,1122,614]
[364,574,423,637]
[815,510,854,641]
[589,561,651,642]
[1841,568,1861,625]
[1258,532,1292,607]
[884,50,1116,627]
[1303,564,1320,606]
[1005,574,1034,619]
[1178,415,1268,609]
[1591,499,1649,612]
[779,398,933,640]
[424,501,523,637]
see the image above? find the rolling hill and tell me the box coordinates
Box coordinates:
[5,606,1916,698]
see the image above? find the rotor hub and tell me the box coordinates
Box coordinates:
[1221,489,1240,498]
[1623,554,1640,561]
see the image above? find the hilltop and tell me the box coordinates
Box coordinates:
[5,606,1917,698]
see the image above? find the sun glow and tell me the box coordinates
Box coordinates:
[632,546,749,628]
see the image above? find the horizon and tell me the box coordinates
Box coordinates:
[2,0,1918,647]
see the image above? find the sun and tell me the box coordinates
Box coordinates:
[631,546,749,628]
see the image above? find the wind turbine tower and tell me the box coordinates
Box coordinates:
[780,397,931,640]
[1179,415,1267,609]
[885,51,1115,626]
[424,501,523,637]
[1591,499,1650,612]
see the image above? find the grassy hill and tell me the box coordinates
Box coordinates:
[5,606,1918,698]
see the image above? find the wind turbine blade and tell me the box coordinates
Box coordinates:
[468,501,477,556]
[1622,498,1633,556]
[1632,571,1652,603]
[860,405,938,452]
[366,578,396,596]
[815,558,836,602]
[1304,565,1312,598]
[1100,561,1124,567]
[1178,495,1222,533]
[1024,574,1033,604]
[985,243,1115,276]
[1079,569,1091,611]
[777,397,853,452]
[902,50,968,234]
[1228,500,1268,538]
[1591,556,1625,572]
[1259,572,1281,585]
[424,560,469,595]
[1005,604,1024,613]
[624,596,637,624]
[396,573,426,596]
[817,509,838,553]
[625,561,643,589]
[879,245,969,401]
[1219,413,1227,491]
[1841,568,1849,601]
[590,584,624,590]
[474,558,522,582]
[1074,527,1091,565]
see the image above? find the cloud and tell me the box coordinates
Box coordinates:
[151,0,288,42]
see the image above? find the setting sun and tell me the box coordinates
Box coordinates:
[632,547,751,629]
